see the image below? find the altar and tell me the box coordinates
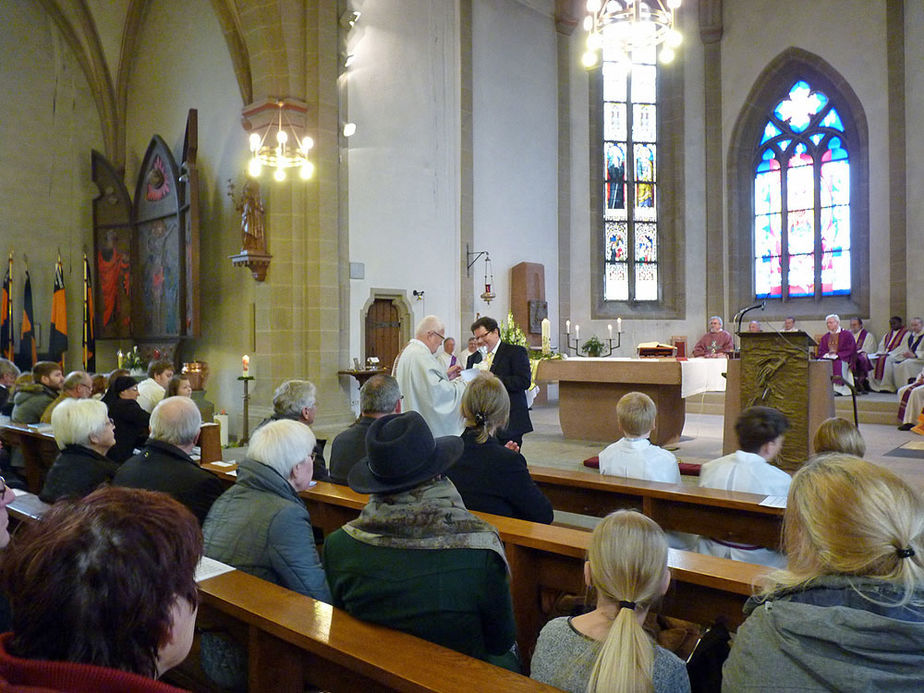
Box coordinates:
[536,358,727,444]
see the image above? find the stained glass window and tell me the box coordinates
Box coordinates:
[753,80,851,299]
[602,44,659,302]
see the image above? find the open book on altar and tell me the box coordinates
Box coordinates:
[636,342,677,358]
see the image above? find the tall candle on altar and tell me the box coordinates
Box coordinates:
[565,319,571,334]
[607,324,613,339]
[617,317,623,333]
[242,354,250,378]
[574,324,580,341]
[541,317,551,355]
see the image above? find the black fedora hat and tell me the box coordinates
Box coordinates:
[348,411,463,494]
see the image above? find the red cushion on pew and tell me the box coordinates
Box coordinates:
[583,456,600,469]
[678,462,701,476]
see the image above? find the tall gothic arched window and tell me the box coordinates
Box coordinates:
[602,46,660,302]
[753,80,851,300]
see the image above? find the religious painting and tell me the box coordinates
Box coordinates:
[91,110,200,345]
[91,151,133,339]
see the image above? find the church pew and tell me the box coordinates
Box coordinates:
[1,421,223,494]
[527,465,784,550]
[198,466,770,653]
[294,481,769,659]
[4,493,546,692]
[197,569,552,692]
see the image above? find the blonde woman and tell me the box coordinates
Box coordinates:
[445,373,552,523]
[723,455,924,691]
[531,511,691,692]
[812,416,866,457]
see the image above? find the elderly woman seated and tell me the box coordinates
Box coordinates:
[40,398,118,503]
[446,372,553,523]
[202,418,330,689]
[323,411,519,671]
[102,375,150,463]
[0,487,201,690]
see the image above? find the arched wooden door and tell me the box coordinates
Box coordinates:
[364,298,401,370]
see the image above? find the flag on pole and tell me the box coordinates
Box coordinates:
[0,253,11,361]
[83,254,95,372]
[17,269,36,370]
[49,255,68,367]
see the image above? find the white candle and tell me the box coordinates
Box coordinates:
[617,317,623,333]
[608,324,613,339]
[242,354,250,378]
[575,324,580,340]
[541,318,551,355]
[565,319,571,334]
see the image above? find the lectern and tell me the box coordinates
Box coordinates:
[723,331,834,473]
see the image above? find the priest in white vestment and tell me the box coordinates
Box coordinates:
[869,316,909,392]
[394,315,465,437]
[893,317,924,388]
[897,366,924,430]
[850,317,877,392]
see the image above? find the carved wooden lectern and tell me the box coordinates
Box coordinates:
[723,331,834,473]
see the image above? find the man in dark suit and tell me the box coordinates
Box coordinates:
[468,316,533,448]
[113,395,224,525]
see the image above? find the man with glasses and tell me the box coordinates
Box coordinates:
[394,315,466,437]
[40,370,93,423]
[468,316,533,448]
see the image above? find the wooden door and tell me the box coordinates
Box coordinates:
[365,299,401,370]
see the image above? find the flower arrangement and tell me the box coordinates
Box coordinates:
[117,346,145,371]
[498,312,563,362]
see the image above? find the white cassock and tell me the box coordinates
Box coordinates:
[136,378,165,413]
[436,350,454,371]
[894,332,924,388]
[697,450,792,568]
[394,339,465,437]
[598,438,680,483]
[869,329,910,392]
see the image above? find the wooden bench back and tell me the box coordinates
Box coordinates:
[528,465,784,549]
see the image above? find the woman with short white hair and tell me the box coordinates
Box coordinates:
[40,398,117,502]
[201,418,330,689]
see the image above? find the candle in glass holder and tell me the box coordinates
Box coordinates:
[541,317,551,355]
[242,354,250,378]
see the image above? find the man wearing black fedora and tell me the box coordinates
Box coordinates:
[323,411,519,671]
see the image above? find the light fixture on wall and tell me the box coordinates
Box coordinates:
[242,98,314,182]
[581,0,682,69]
[466,244,496,305]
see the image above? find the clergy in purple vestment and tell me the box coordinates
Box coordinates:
[817,314,857,396]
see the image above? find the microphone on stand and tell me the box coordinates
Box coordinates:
[735,301,766,352]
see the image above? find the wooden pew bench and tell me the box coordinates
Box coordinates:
[528,465,784,550]
[1,421,222,494]
[197,568,553,692]
[5,491,551,692]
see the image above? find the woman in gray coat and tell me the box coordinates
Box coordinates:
[723,454,924,691]
[201,418,330,689]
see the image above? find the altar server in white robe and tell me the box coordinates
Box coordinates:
[394,315,466,437]
[698,406,792,568]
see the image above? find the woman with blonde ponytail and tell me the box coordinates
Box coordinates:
[723,454,924,691]
[530,511,690,692]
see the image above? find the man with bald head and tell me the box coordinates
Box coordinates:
[40,370,93,424]
[394,315,466,436]
[113,396,224,524]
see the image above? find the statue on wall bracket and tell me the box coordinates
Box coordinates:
[228,179,272,281]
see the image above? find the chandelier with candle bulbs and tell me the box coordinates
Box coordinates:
[243,99,314,183]
[581,0,682,69]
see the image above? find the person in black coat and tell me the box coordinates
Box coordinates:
[102,375,149,463]
[40,398,118,502]
[113,396,224,525]
[467,316,534,447]
[446,372,553,524]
